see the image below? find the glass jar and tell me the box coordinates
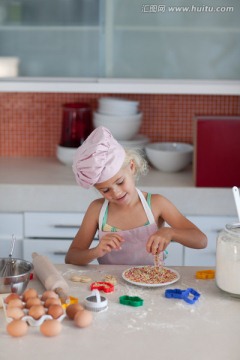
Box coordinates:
[216,223,240,297]
[60,103,92,148]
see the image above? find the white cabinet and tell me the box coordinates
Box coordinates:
[23,239,99,264]
[23,239,72,264]
[0,0,239,80]
[24,212,84,238]
[0,213,23,258]
[2,211,237,267]
[23,212,84,264]
[23,212,98,264]
[111,1,240,80]
[184,216,236,266]
[23,212,184,265]
[0,0,101,77]
[164,242,183,266]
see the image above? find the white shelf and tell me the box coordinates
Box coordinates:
[114,25,240,33]
[0,25,101,31]
[0,77,240,95]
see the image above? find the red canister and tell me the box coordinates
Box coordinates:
[60,103,92,147]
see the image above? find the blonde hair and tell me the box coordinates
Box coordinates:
[122,148,148,182]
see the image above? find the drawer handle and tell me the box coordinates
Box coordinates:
[53,251,67,255]
[53,225,80,228]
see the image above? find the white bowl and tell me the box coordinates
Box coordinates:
[93,111,142,123]
[93,112,142,140]
[56,145,77,166]
[145,142,193,172]
[98,97,139,116]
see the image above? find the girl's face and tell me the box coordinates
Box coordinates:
[95,161,136,206]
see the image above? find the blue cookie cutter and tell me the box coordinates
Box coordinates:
[165,288,200,304]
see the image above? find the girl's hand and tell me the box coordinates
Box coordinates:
[146,227,173,255]
[96,234,124,258]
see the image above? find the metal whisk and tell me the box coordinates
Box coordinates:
[0,234,16,277]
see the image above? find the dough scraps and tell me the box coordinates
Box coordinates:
[70,275,92,283]
[103,275,117,285]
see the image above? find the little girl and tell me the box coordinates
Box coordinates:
[65,126,207,266]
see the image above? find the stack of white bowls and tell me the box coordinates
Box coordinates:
[93,97,143,141]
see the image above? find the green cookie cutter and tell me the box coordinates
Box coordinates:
[119,295,144,307]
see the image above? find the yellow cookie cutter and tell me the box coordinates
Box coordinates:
[196,270,215,280]
[61,296,79,310]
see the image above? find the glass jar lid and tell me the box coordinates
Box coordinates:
[225,223,240,237]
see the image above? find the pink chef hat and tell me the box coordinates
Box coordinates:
[72,126,126,189]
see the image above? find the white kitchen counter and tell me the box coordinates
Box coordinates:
[0,157,236,215]
[0,265,239,360]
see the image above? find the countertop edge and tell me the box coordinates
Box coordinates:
[0,183,236,215]
[0,158,237,215]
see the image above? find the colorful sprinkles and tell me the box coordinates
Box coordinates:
[124,266,178,285]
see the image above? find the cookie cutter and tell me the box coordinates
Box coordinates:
[90,281,114,293]
[119,295,144,307]
[84,289,108,312]
[165,288,200,305]
[183,288,200,304]
[165,289,186,300]
[61,296,79,310]
[196,270,215,280]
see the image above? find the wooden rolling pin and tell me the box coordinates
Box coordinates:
[32,252,70,304]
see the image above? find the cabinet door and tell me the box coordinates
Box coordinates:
[184,216,236,266]
[0,0,101,77]
[110,0,240,80]
[164,242,183,266]
[0,239,23,259]
[1,0,239,80]
[0,213,23,258]
[24,212,85,238]
[23,239,99,264]
[0,213,23,239]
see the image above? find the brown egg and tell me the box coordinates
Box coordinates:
[25,297,42,309]
[41,290,59,302]
[44,297,61,308]
[66,303,84,320]
[40,319,62,337]
[28,305,45,320]
[6,307,25,320]
[7,298,24,309]
[47,304,64,319]
[6,319,28,337]
[23,288,38,302]
[74,309,93,328]
[4,293,20,304]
